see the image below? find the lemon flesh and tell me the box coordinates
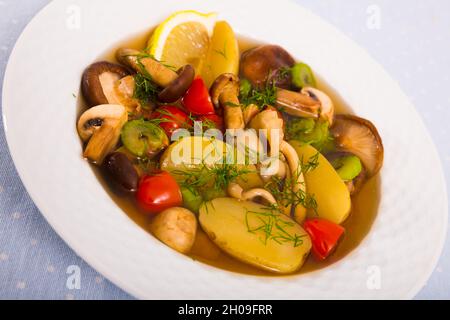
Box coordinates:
[148,11,217,73]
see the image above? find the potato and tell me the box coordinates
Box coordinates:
[201,21,240,88]
[290,142,351,224]
[160,136,263,189]
[150,207,197,254]
[199,198,311,274]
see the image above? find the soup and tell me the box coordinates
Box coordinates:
[76,11,383,276]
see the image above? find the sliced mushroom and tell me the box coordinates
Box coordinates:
[331,114,384,178]
[111,75,141,112]
[227,182,277,205]
[81,62,130,107]
[250,109,307,223]
[243,104,260,126]
[116,48,194,103]
[301,87,335,125]
[240,45,295,89]
[275,88,321,118]
[210,74,245,129]
[77,104,128,164]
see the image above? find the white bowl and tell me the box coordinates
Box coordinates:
[2,0,447,299]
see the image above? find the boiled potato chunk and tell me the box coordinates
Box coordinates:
[160,136,263,189]
[201,21,239,88]
[291,142,351,224]
[199,198,311,274]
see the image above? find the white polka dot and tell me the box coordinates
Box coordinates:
[47,265,55,273]
[436,266,443,273]
[1,46,8,52]
[30,239,38,246]
[0,253,8,261]
[0,1,6,6]
[11,19,18,25]
[0,185,3,193]
[12,212,21,219]
[95,276,104,284]
[66,293,75,300]
[16,281,26,289]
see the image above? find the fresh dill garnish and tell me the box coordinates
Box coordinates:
[302,152,320,174]
[277,66,292,82]
[265,167,318,215]
[239,80,278,109]
[173,162,253,193]
[72,93,77,98]
[214,40,228,60]
[133,73,159,106]
[245,205,307,247]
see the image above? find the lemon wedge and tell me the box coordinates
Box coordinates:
[148,11,217,73]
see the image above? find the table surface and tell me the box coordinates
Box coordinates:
[1,0,449,300]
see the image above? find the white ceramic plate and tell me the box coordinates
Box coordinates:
[2,0,448,299]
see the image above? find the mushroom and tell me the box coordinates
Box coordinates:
[149,207,197,254]
[227,182,277,205]
[259,157,288,183]
[77,104,128,164]
[243,104,260,126]
[239,45,333,121]
[250,109,308,223]
[301,87,335,125]
[210,73,245,130]
[275,88,321,118]
[116,48,194,103]
[240,45,295,89]
[110,75,142,113]
[331,114,384,178]
[82,61,130,107]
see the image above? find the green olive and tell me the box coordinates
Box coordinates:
[121,119,169,158]
[331,155,362,181]
[291,63,316,88]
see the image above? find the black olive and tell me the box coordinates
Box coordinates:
[103,152,139,192]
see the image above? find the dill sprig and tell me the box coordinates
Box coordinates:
[173,162,253,193]
[265,167,318,215]
[240,81,278,109]
[245,205,307,247]
[213,40,228,60]
[133,72,159,106]
[302,152,320,174]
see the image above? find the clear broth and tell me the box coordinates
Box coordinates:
[78,29,381,277]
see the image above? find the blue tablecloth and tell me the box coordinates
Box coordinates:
[1,0,449,299]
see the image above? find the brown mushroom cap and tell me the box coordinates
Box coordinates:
[158,64,195,103]
[240,45,295,89]
[331,114,384,178]
[82,61,129,107]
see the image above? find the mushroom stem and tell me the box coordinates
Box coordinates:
[210,74,245,130]
[228,183,277,205]
[116,48,177,87]
[243,104,260,126]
